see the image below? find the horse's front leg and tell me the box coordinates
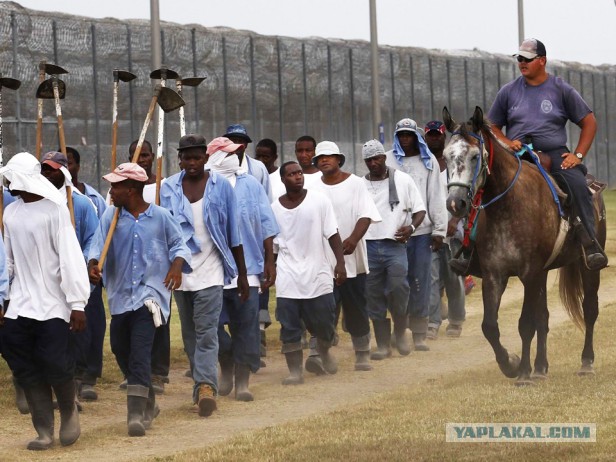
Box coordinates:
[579,267,600,376]
[481,274,519,378]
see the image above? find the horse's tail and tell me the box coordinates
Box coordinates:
[558,263,585,331]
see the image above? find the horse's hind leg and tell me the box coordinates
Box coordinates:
[578,267,600,376]
[516,274,547,385]
[481,275,520,379]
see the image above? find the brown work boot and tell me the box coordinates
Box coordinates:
[197,384,217,417]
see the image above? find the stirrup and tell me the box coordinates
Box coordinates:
[449,257,471,276]
[582,245,608,271]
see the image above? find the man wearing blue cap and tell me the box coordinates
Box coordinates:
[423,122,466,340]
[385,118,447,352]
[223,124,272,202]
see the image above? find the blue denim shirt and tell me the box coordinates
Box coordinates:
[233,173,279,276]
[88,204,192,321]
[83,183,107,219]
[160,170,241,285]
[245,155,273,202]
[0,237,8,305]
[72,191,99,260]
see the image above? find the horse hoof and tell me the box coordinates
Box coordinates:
[577,366,596,377]
[515,378,535,387]
[499,353,521,379]
[531,372,548,380]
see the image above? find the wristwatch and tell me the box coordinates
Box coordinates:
[575,152,584,160]
[409,224,416,234]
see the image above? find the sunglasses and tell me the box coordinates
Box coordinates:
[516,56,541,63]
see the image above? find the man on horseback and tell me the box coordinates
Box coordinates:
[453,38,607,272]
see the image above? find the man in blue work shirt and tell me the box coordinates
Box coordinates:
[41,151,103,403]
[87,162,191,437]
[206,137,279,402]
[161,133,248,417]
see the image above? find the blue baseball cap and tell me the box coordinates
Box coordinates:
[223,124,252,143]
[424,120,446,135]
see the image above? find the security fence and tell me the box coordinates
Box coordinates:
[1,2,615,191]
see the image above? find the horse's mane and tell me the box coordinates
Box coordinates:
[455,116,510,152]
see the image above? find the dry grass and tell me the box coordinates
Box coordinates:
[156,191,616,462]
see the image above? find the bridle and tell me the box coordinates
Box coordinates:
[446,128,521,211]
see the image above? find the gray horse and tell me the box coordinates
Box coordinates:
[442,106,605,385]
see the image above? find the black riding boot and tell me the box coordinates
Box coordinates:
[573,217,608,271]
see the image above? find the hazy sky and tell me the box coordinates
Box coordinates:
[11,0,616,66]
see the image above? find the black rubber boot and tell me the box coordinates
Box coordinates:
[143,387,159,430]
[392,313,411,356]
[316,338,338,375]
[53,379,81,446]
[370,319,392,360]
[127,395,148,437]
[23,383,54,451]
[573,217,608,271]
[13,375,30,415]
[218,352,235,396]
[234,364,254,402]
[282,350,304,385]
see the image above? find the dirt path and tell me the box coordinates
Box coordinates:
[1,272,614,461]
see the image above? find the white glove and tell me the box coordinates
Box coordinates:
[144,299,163,328]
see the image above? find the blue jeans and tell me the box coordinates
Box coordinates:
[429,240,466,328]
[72,282,106,384]
[366,239,410,320]
[175,286,223,401]
[276,294,336,352]
[406,234,433,319]
[110,306,156,388]
[218,287,261,372]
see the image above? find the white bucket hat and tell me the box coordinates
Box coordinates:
[312,141,346,167]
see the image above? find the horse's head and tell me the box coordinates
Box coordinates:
[442,106,491,218]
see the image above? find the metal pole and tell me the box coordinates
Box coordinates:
[222,36,229,129]
[191,28,200,133]
[327,44,333,138]
[52,20,58,64]
[517,0,525,44]
[11,12,22,151]
[127,25,135,140]
[369,0,381,140]
[390,52,396,126]
[409,55,415,115]
[250,36,257,138]
[276,38,284,162]
[91,23,102,191]
[428,56,434,121]
[301,43,308,134]
[349,48,356,172]
[150,0,162,71]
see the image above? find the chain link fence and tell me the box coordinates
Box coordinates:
[1,2,615,191]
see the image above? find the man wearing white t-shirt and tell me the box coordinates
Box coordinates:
[362,140,426,360]
[295,135,323,190]
[272,161,347,384]
[313,141,382,371]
